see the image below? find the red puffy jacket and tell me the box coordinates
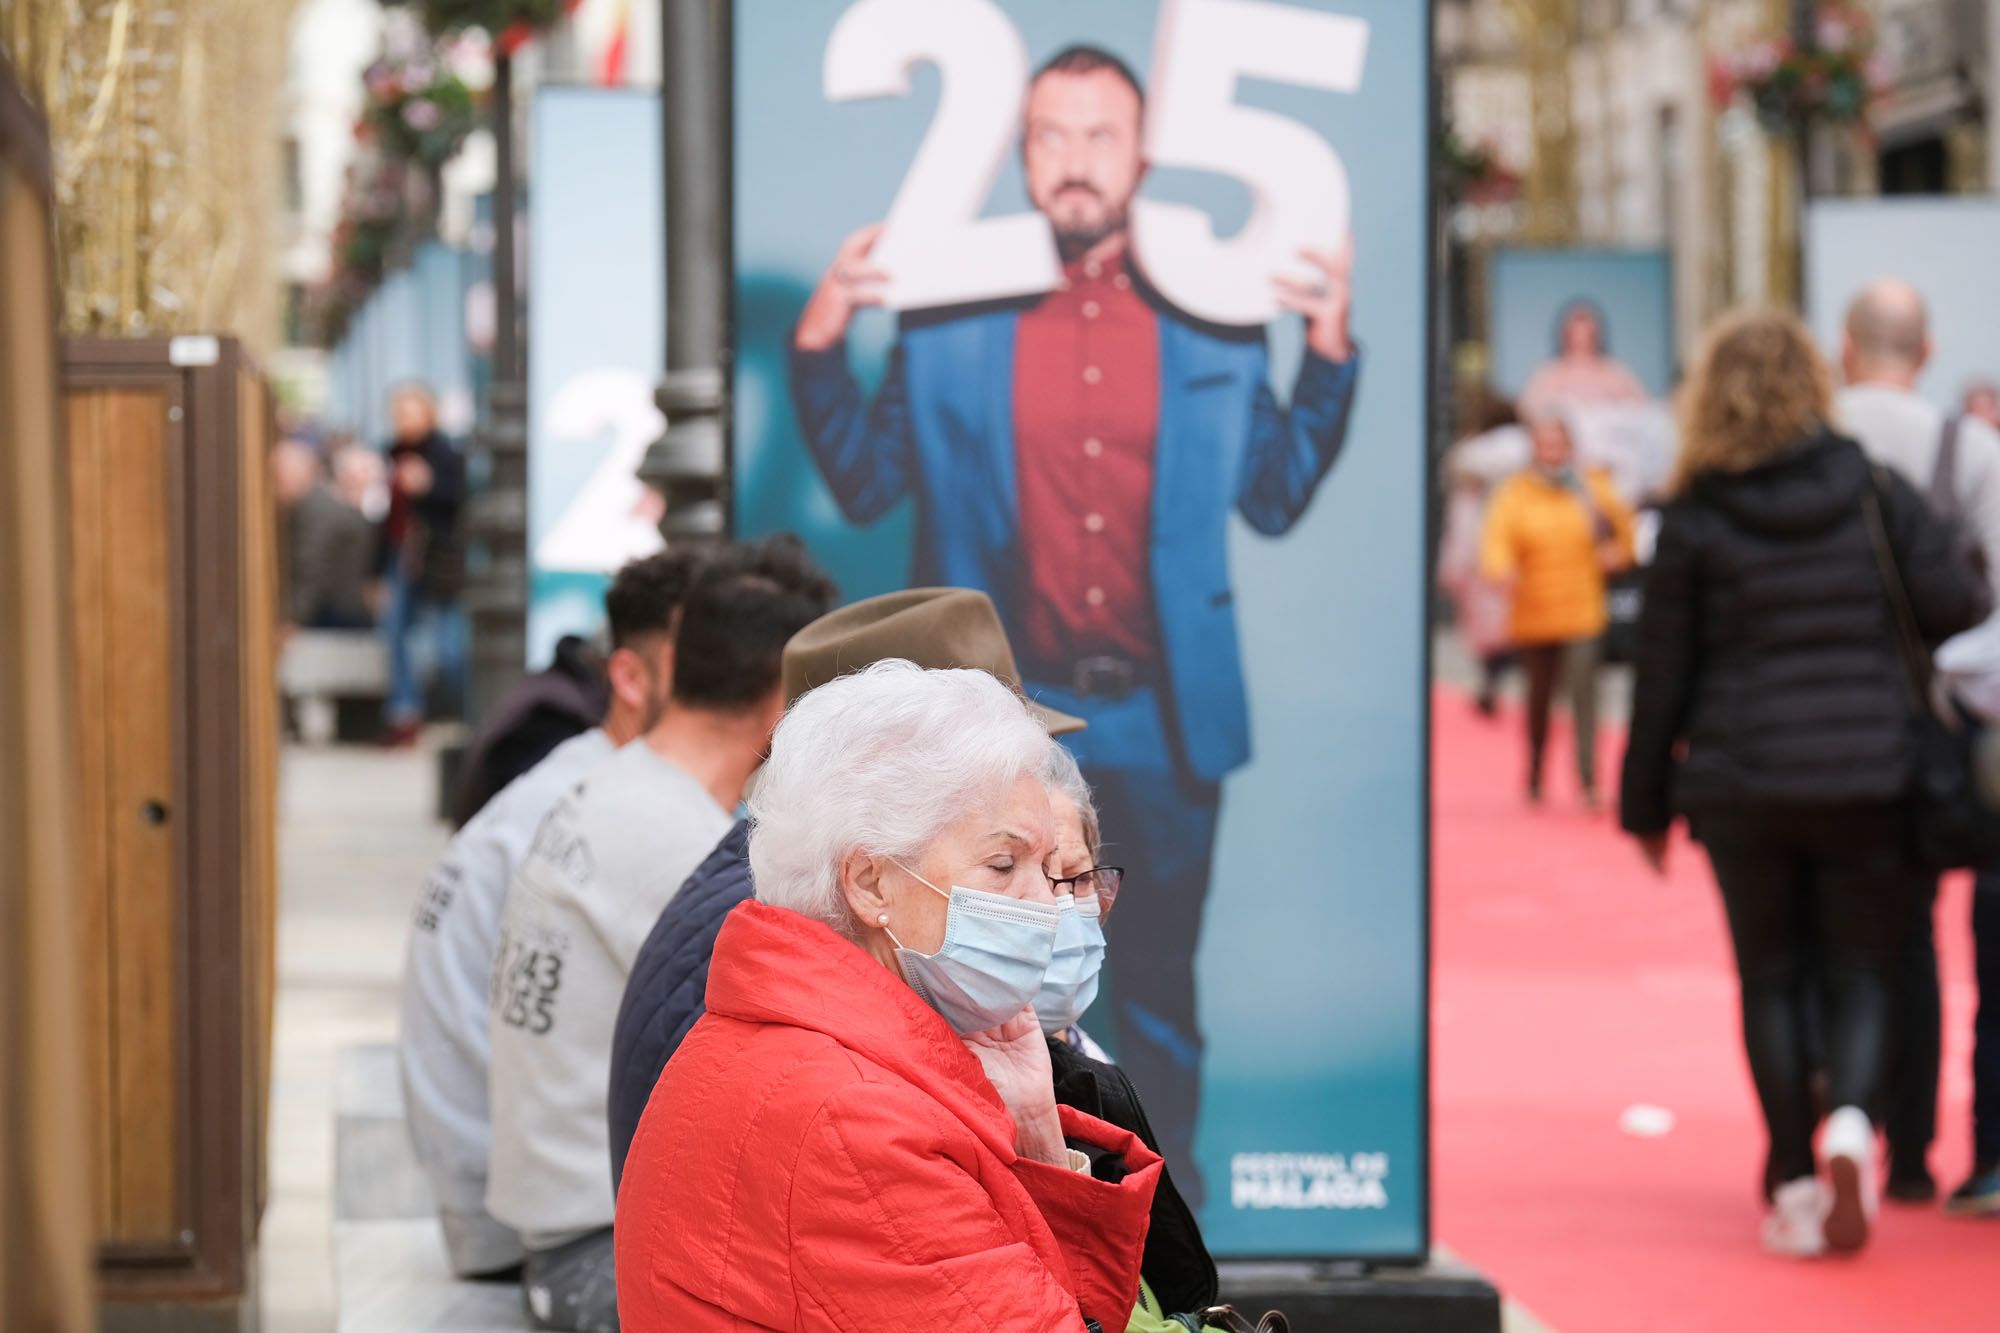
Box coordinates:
[615,901,1161,1330]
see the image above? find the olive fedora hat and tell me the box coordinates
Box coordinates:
[781,587,1085,736]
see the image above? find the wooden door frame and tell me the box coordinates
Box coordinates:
[64,337,261,1303]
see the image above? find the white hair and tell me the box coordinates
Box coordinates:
[748,659,1055,935]
[1040,742,1100,859]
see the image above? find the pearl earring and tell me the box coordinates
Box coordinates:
[877,913,890,926]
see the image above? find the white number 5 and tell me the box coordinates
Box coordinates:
[1138,0,1369,326]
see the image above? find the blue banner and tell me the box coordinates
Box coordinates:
[526,88,669,664]
[1488,246,1675,403]
[731,0,1431,1259]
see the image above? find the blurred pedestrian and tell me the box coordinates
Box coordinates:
[380,383,468,746]
[272,438,375,631]
[1621,309,1985,1257]
[1838,278,2000,1202]
[1480,413,1635,806]
[331,437,388,521]
[1964,380,2000,434]
[1519,299,1650,418]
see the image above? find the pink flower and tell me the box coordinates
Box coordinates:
[402,99,443,132]
[1817,15,1850,51]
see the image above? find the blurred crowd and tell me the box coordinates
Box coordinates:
[1440,280,2000,1259]
[274,382,468,745]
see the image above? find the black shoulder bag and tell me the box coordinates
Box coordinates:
[1861,469,2000,870]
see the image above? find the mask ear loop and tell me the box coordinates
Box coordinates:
[882,860,949,953]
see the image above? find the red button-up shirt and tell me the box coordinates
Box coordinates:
[1013,251,1161,672]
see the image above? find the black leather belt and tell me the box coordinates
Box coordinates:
[1067,654,1149,701]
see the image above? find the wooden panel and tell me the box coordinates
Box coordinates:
[0,109,95,1329]
[237,366,279,1221]
[65,384,185,1251]
[62,380,116,1240]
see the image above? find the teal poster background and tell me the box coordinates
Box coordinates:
[731,0,1430,1258]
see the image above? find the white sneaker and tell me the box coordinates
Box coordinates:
[1761,1176,1829,1257]
[1820,1105,1878,1254]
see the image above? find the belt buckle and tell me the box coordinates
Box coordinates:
[1071,655,1137,699]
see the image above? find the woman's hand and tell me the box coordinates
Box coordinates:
[963,1010,1068,1166]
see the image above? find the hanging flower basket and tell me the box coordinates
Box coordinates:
[1713,2,1893,133]
[394,0,568,48]
[310,149,420,346]
[1437,131,1521,207]
[362,55,479,169]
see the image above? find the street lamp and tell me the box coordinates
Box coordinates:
[639,0,730,547]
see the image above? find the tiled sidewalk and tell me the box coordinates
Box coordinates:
[261,744,447,1332]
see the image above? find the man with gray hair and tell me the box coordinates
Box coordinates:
[1837,277,2000,1206]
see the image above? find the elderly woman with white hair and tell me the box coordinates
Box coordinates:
[614,661,1160,1332]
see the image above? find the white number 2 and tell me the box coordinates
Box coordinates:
[1138,0,1368,326]
[823,0,1060,311]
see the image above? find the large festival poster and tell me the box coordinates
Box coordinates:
[1488,246,1675,403]
[731,0,1431,1259]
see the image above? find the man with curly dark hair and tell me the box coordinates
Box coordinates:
[398,549,695,1281]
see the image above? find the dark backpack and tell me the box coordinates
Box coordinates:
[1928,415,1991,593]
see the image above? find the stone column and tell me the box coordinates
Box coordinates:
[464,52,528,725]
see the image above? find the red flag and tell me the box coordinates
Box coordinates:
[597,0,631,86]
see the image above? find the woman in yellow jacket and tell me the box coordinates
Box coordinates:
[1481,413,1636,806]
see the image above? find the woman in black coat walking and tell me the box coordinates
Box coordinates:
[1620,309,1986,1259]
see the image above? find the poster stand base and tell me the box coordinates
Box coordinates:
[1218,1255,1502,1333]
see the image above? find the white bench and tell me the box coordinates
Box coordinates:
[332,1044,528,1332]
[281,631,390,744]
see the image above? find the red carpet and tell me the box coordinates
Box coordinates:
[1433,692,1992,1332]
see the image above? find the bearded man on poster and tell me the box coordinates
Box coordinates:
[788,43,1362,1205]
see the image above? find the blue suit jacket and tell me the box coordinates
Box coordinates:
[790,300,1360,780]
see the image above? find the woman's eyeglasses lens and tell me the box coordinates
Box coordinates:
[1056,865,1123,916]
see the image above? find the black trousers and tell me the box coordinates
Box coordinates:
[1972,870,2000,1166]
[1698,804,1921,1185]
[1520,637,1600,793]
[1883,876,1943,1175]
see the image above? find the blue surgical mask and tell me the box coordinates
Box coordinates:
[886,863,1060,1035]
[1032,894,1106,1034]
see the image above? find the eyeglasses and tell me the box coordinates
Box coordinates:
[1050,865,1125,917]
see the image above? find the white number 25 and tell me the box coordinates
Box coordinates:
[821,0,1369,326]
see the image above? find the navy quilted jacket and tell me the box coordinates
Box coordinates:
[606,819,751,1193]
